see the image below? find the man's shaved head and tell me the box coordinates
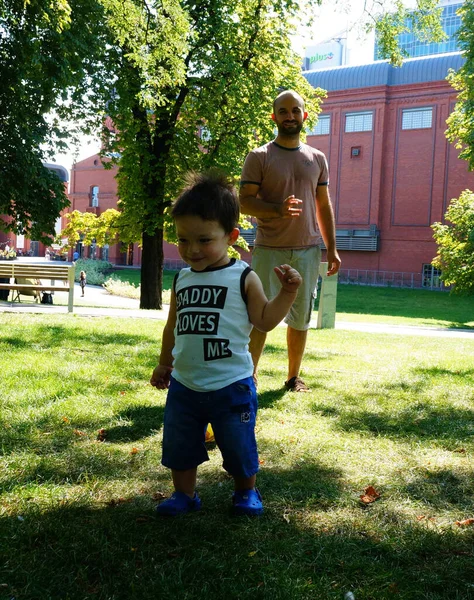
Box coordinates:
[273,90,305,114]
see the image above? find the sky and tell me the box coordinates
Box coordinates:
[50,0,385,173]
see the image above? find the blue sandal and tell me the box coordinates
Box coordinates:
[155,491,201,516]
[232,488,263,516]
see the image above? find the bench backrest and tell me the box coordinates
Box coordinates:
[0,264,71,281]
[0,263,76,312]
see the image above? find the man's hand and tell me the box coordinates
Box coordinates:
[326,249,341,276]
[150,365,173,389]
[274,264,302,294]
[279,195,302,218]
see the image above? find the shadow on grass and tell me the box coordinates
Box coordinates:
[2,322,158,355]
[257,387,287,409]
[414,365,474,381]
[1,463,473,600]
[311,400,474,445]
[105,405,165,443]
[0,439,165,493]
[0,395,165,457]
[401,467,474,509]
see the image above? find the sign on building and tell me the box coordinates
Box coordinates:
[304,41,344,70]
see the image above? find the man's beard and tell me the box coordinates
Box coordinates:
[277,121,303,137]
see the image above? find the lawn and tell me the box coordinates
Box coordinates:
[1,313,473,600]
[324,285,474,329]
[111,268,474,330]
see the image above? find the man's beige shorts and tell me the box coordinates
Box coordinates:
[251,246,322,331]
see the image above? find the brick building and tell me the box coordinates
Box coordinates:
[303,51,474,287]
[64,52,473,286]
[67,155,141,265]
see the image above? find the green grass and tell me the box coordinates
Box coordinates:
[1,313,473,600]
[110,267,176,290]
[110,269,474,330]
[324,285,474,329]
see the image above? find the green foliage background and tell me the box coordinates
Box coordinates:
[432,190,474,295]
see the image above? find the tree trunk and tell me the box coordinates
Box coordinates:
[140,228,164,310]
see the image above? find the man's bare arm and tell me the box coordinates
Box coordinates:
[316,185,341,276]
[240,183,302,219]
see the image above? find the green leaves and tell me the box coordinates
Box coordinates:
[432,190,474,295]
[0,0,109,241]
[59,209,122,249]
[446,1,474,169]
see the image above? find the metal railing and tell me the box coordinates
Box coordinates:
[163,260,448,291]
[337,269,448,291]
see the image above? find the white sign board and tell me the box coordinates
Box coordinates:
[305,42,343,70]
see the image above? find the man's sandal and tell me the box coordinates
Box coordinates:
[284,376,310,392]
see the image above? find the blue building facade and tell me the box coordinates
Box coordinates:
[374,1,463,60]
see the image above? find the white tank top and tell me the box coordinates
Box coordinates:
[171,259,254,392]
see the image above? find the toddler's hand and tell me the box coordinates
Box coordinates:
[150,365,173,389]
[274,264,302,293]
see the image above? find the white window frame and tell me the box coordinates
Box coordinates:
[308,115,331,136]
[422,264,442,288]
[91,185,99,207]
[402,108,433,130]
[345,111,373,133]
[199,127,212,142]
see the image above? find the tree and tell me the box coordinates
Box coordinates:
[60,0,445,310]
[0,0,109,242]
[373,0,445,66]
[1,0,444,305]
[446,0,474,169]
[88,0,326,309]
[59,208,122,249]
[432,190,474,295]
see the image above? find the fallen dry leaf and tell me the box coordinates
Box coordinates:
[73,429,86,437]
[97,428,107,442]
[152,492,166,501]
[248,550,258,557]
[62,416,70,424]
[130,447,139,455]
[455,518,474,527]
[453,448,466,453]
[360,485,381,504]
[107,497,131,507]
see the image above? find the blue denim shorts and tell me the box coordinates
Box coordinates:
[161,376,259,479]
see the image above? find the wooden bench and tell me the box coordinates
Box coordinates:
[0,263,76,312]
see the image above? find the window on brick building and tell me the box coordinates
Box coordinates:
[422,264,442,288]
[402,108,432,130]
[91,186,99,207]
[199,127,211,141]
[345,112,373,133]
[308,115,330,135]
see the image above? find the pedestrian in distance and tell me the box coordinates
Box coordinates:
[240,89,341,393]
[150,170,302,517]
[79,270,86,297]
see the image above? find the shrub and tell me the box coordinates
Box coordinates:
[103,276,171,304]
[103,277,140,299]
[74,258,113,286]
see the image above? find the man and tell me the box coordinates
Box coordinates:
[239,89,341,392]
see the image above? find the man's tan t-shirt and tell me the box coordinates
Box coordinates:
[240,141,329,249]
